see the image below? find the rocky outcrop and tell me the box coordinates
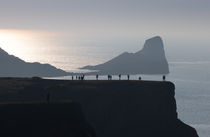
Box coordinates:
[81,36,169,74]
[0,48,71,77]
[0,79,198,137]
[0,102,96,137]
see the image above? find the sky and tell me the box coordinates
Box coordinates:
[0,0,210,68]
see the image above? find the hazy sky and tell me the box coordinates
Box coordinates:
[0,0,210,66]
[1,0,209,37]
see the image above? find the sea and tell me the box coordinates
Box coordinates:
[23,45,210,137]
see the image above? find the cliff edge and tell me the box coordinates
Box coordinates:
[0,79,198,137]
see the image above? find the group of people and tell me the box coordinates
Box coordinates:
[72,75,85,80]
[70,74,166,81]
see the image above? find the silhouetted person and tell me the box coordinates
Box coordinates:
[163,75,166,81]
[81,74,85,80]
[139,76,141,80]
[119,74,121,80]
[72,76,74,80]
[127,75,130,80]
[96,74,99,80]
[47,92,50,103]
[108,75,112,80]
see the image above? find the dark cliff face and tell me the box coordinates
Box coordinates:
[0,48,70,77]
[0,79,198,137]
[0,102,96,137]
[81,36,169,74]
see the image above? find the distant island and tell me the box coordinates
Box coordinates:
[81,36,169,75]
[0,48,71,77]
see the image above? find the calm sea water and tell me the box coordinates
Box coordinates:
[24,45,210,137]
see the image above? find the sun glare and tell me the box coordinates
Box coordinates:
[0,29,58,63]
[0,29,32,57]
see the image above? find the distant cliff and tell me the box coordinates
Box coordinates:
[0,78,198,137]
[81,36,169,74]
[0,48,71,77]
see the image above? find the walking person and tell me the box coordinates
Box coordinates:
[96,74,99,80]
[127,74,130,80]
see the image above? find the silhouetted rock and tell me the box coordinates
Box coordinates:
[0,79,198,137]
[0,48,71,77]
[0,102,96,137]
[81,36,169,74]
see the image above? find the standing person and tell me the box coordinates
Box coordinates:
[127,75,130,80]
[163,75,166,81]
[139,76,141,80]
[96,74,99,80]
[119,74,121,80]
[72,76,74,80]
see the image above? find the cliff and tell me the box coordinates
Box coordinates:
[0,48,71,77]
[0,78,198,137]
[81,36,169,74]
[0,102,96,137]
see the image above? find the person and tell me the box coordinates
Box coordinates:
[119,74,121,80]
[47,92,50,103]
[139,76,141,80]
[72,76,74,80]
[81,74,85,80]
[96,74,99,80]
[163,75,166,81]
[127,74,130,80]
[108,75,112,80]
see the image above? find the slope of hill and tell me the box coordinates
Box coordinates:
[0,48,70,77]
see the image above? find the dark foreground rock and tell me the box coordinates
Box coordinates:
[0,102,96,137]
[0,78,199,137]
